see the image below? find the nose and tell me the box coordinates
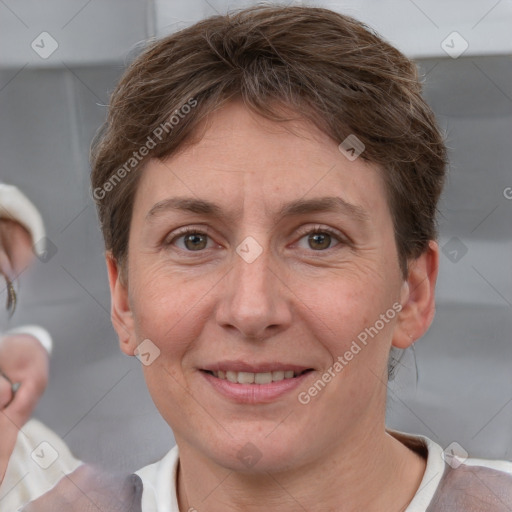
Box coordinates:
[215,243,292,341]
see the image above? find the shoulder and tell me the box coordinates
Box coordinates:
[385,428,512,512]
[21,464,143,512]
[0,419,82,510]
[428,461,512,511]
[4,421,142,512]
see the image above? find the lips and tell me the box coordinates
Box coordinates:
[200,368,314,403]
[199,361,314,403]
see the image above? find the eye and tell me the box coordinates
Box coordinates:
[295,227,343,251]
[166,225,346,253]
[168,228,214,251]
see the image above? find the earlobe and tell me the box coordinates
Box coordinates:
[392,241,439,349]
[105,252,137,356]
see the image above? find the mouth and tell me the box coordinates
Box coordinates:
[201,368,313,384]
[199,365,315,404]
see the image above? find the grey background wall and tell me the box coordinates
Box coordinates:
[1,0,511,473]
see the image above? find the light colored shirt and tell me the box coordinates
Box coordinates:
[0,420,82,511]
[2,419,511,511]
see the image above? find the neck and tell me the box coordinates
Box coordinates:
[176,426,426,512]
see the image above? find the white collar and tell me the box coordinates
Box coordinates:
[135,429,445,512]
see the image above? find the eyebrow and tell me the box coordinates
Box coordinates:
[146,196,369,224]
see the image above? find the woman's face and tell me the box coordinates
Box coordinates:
[110,100,432,472]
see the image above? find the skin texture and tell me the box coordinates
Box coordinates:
[108,100,439,512]
[0,219,50,483]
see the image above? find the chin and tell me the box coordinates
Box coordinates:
[199,427,309,475]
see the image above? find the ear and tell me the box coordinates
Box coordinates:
[392,240,439,349]
[105,252,137,356]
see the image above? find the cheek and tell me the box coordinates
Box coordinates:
[129,262,218,358]
[294,267,397,364]
[129,265,217,419]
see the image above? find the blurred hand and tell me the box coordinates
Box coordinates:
[0,334,49,483]
[0,218,34,278]
[0,201,46,484]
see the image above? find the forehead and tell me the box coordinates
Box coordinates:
[133,101,388,221]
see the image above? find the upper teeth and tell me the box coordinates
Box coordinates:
[213,370,298,384]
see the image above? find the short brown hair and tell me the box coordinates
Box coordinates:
[90,4,447,278]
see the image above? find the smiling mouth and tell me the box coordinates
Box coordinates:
[201,369,313,384]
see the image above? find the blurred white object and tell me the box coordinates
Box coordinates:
[0,184,52,354]
[1,325,53,355]
[0,184,46,258]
